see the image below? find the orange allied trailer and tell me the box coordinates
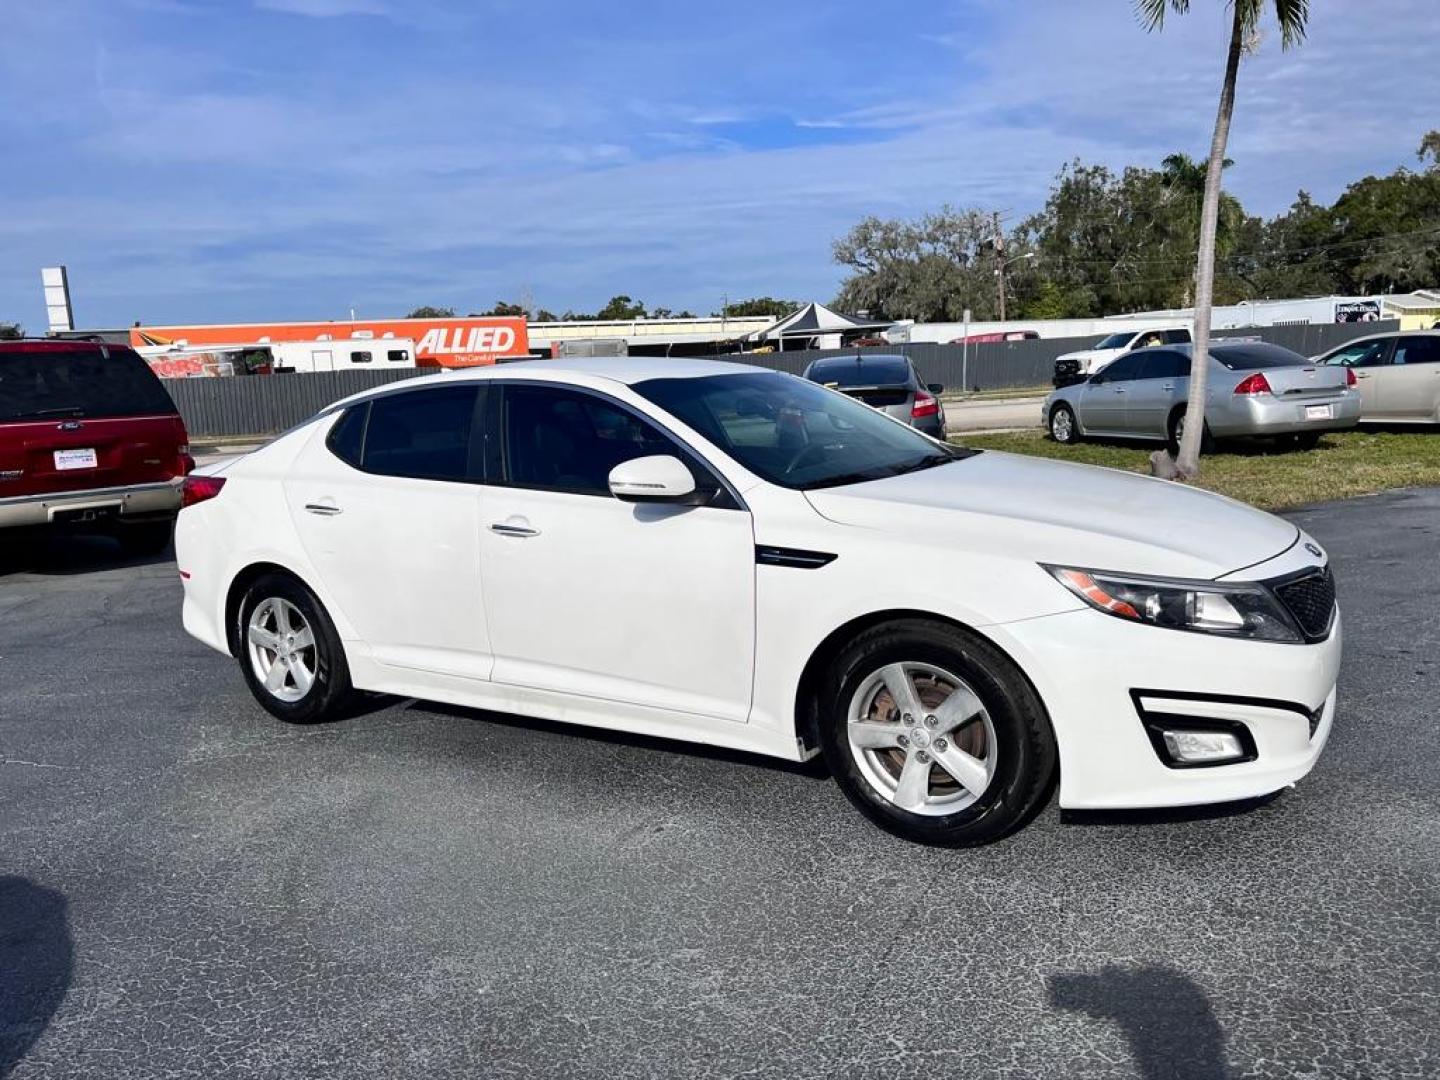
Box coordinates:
[131,316,529,369]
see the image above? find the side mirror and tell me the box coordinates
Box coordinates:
[608,455,697,504]
[926,383,945,395]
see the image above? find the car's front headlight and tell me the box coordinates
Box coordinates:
[1043,565,1302,643]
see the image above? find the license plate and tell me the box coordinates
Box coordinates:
[53,448,98,470]
[1305,405,1333,421]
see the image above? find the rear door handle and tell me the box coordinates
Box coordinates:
[304,501,342,516]
[1112,387,1126,394]
[489,522,539,538]
[1161,383,1175,391]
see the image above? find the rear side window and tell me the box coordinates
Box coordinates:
[1164,329,1192,344]
[0,347,176,422]
[325,404,367,467]
[358,386,480,482]
[1394,337,1440,366]
[1137,351,1191,380]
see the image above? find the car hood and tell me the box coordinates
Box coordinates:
[804,451,1298,580]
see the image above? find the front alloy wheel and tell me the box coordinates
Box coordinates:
[1050,404,1079,444]
[846,663,997,815]
[820,619,1057,846]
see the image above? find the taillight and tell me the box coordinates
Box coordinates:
[1345,367,1357,387]
[912,392,939,418]
[181,474,226,509]
[1233,373,1272,396]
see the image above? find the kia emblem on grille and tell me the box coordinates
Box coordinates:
[1304,542,1323,558]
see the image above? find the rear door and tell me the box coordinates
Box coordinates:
[285,384,492,679]
[1126,350,1189,437]
[1380,336,1440,420]
[0,345,187,500]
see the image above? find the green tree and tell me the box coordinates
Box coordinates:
[406,305,456,319]
[1137,0,1311,480]
[594,295,647,320]
[832,207,1000,321]
[475,301,529,318]
[724,297,797,319]
[0,322,23,340]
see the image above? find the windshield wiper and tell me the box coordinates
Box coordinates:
[802,470,891,490]
[14,406,86,419]
[889,451,959,476]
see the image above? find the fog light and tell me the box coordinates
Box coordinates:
[1161,729,1245,765]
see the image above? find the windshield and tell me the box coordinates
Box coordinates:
[1094,332,1137,350]
[806,355,911,388]
[0,348,177,423]
[633,371,973,490]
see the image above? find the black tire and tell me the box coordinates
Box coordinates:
[234,572,355,724]
[115,519,173,557]
[1049,403,1080,445]
[1166,407,1215,457]
[817,619,1057,847]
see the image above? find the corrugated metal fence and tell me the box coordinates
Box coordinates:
[166,320,1398,438]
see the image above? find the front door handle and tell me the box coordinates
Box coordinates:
[1112,387,1126,394]
[1161,383,1175,391]
[304,501,342,516]
[489,522,539,538]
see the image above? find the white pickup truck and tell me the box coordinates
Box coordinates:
[1052,327,1191,387]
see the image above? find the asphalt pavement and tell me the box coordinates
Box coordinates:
[944,395,1045,434]
[1,488,1438,1079]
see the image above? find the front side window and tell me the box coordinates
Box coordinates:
[360,386,479,482]
[502,384,704,497]
[1137,351,1190,380]
[633,372,968,491]
[1394,337,1440,366]
[1324,339,1391,368]
[1095,354,1143,382]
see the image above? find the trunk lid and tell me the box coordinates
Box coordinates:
[1253,364,1351,399]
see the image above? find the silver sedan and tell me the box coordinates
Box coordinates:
[1045,341,1361,451]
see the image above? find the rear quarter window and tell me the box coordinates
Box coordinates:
[0,347,177,423]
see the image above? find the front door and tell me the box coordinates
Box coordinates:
[286,384,492,680]
[1381,336,1440,420]
[479,382,756,723]
[1127,350,1188,438]
[1084,352,1143,434]
[1324,337,1392,416]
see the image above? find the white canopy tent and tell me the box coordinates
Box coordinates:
[743,302,893,351]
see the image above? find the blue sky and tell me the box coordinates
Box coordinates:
[1,0,1435,329]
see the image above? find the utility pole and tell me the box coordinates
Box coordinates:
[992,211,1007,323]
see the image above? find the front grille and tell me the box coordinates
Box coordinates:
[1055,358,1081,376]
[1273,566,1336,640]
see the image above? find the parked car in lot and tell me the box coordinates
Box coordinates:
[1314,330,1440,423]
[801,353,946,438]
[0,339,192,554]
[177,358,1340,846]
[1052,326,1191,387]
[1045,341,1360,451]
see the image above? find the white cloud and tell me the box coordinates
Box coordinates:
[253,0,390,17]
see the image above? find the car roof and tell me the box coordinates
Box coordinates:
[324,355,781,411]
[0,338,118,353]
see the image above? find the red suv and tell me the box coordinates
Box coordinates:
[0,339,193,555]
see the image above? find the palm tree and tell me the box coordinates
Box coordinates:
[1137,0,1310,479]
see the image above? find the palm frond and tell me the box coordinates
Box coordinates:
[1134,0,1189,32]
[1271,0,1311,48]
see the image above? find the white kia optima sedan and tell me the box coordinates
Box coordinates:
[176,358,1340,846]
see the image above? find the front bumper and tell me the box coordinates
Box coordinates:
[0,480,182,530]
[1210,392,1361,437]
[992,603,1341,810]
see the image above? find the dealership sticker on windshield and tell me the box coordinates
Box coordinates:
[54,448,98,471]
[1305,405,1333,421]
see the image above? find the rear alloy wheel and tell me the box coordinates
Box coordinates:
[1049,403,1079,444]
[1167,408,1214,456]
[236,573,354,724]
[819,620,1057,846]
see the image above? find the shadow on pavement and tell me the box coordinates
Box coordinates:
[1048,964,1230,1080]
[0,877,73,1078]
[0,534,173,579]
